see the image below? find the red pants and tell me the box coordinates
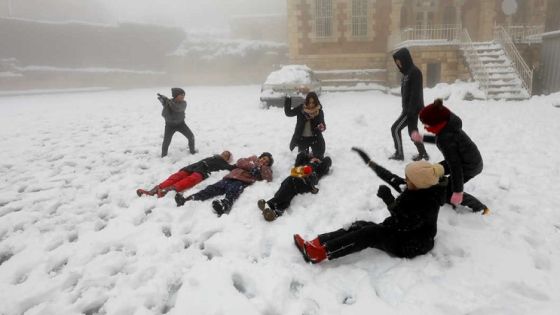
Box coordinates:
[158,171,204,192]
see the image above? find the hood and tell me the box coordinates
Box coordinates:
[393,48,414,74]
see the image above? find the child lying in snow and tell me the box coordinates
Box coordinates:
[136,151,234,198]
[257,152,331,221]
[293,148,446,263]
[175,153,274,216]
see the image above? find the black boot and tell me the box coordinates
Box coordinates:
[388,152,404,161]
[175,193,193,207]
[412,143,429,161]
[212,199,231,216]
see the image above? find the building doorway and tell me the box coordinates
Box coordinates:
[427,62,441,87]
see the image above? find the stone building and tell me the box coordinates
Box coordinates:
[287,0,550,98]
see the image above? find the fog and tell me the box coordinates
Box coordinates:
[0,0,288,91]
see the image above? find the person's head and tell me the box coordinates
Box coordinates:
[392,47,414,74]
[258,152,274,167]
[171,87,185,101]
[419,99,451,134]
[404,161,444,190]
[304,92,321,109]
[220,150,232,162]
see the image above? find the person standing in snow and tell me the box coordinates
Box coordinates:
[390,47,429,161]
[285,92,326,158]
[293,148,445,264]
[257,152,332,221]
[175,152,274,216]
[158,87,196,157]
[136,151,235,198]
[411,99,489,214]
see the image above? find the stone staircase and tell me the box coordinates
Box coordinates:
[462,42,529,100]
[314,69,387,92]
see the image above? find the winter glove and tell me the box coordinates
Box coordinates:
[315,123,326,132]
[310,186,319,194]
[411,130,423,143]
[450,192,463,206]
[250,167,261,178]
[351,147,373,165]
[377,185,395,205]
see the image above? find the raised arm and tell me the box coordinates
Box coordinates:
[284,97,300,117]
[352,147,406,193]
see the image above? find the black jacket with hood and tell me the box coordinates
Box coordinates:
[424,113,483,193]
[393,48,424,120]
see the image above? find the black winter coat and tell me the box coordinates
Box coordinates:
[181,155,235,179]
[284,97,325,151]
[424,113,483,193]
[393,48,424,120]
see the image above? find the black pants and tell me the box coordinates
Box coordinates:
[391,111,427,157]
[297,136,325,158]
[267,177,313,215]
[162,121,195,157]
[446,174,487,212]
[191,179,248,206]
[318,221,434,259]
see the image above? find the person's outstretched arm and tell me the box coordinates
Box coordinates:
[351,147,406,193]
[284,97,300,117]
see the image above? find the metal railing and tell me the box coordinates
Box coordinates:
[400,24,462,43]
[460,29,490,99]
[505,25,544,43]
[494,25,533,95]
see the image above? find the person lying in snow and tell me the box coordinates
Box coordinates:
[257,152,332,221]
[293,148,446,264]
[411,99,490,215]
[136,151,235,198]
[175,152,274,216]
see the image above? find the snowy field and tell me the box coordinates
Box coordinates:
[1,84,560,315]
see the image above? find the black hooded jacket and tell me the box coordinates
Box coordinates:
[393,48,424,116]
[181,155,235,179]
[284,97,325,151]
[424,113,483,193]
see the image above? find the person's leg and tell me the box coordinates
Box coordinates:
[322,222,395,260]
[159,171,190,190]
[390,112,408,159]
[190,180,227,201]
[407,113,429,160]
[161,123,177,157]
[223,180,248,207]
[177,122,196,154]
[297,137,312,156]
[310,136,325,158]
[445,176,487,212]
[172,172,204,192]
[268,177,300,214]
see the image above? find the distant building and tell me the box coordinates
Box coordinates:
[540,0,560,94]
[287,0,550,99]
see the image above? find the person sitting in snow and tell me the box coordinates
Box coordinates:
[257,152,332,221]
[158,87,196,157]
[175,152,274,216]
[293,148,446,264]
[284,91,326,158]
[411,99,490,215]
[136,151,235,198]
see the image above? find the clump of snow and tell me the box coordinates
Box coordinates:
[0,86,559,314]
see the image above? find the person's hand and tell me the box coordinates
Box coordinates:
[316,123,325,132]
[377,185,392,200]
[250,167,261,177]
[450,192,463,206]
[411,130,423,143]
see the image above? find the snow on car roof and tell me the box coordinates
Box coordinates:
[264,65,313,85]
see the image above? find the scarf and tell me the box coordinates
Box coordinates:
[303,105,321,119]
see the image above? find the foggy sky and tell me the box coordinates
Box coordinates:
[1,0,286,31]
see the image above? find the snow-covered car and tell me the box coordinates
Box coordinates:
[259,65,321,108]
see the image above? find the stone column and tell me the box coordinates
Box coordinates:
[388,0,405,52]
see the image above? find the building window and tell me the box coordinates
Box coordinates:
[315,0,333,38]
[352,0,368,37]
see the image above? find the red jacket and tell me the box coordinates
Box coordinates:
[224,156,273,184]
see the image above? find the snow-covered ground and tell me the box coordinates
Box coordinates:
[1,84,559,315]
